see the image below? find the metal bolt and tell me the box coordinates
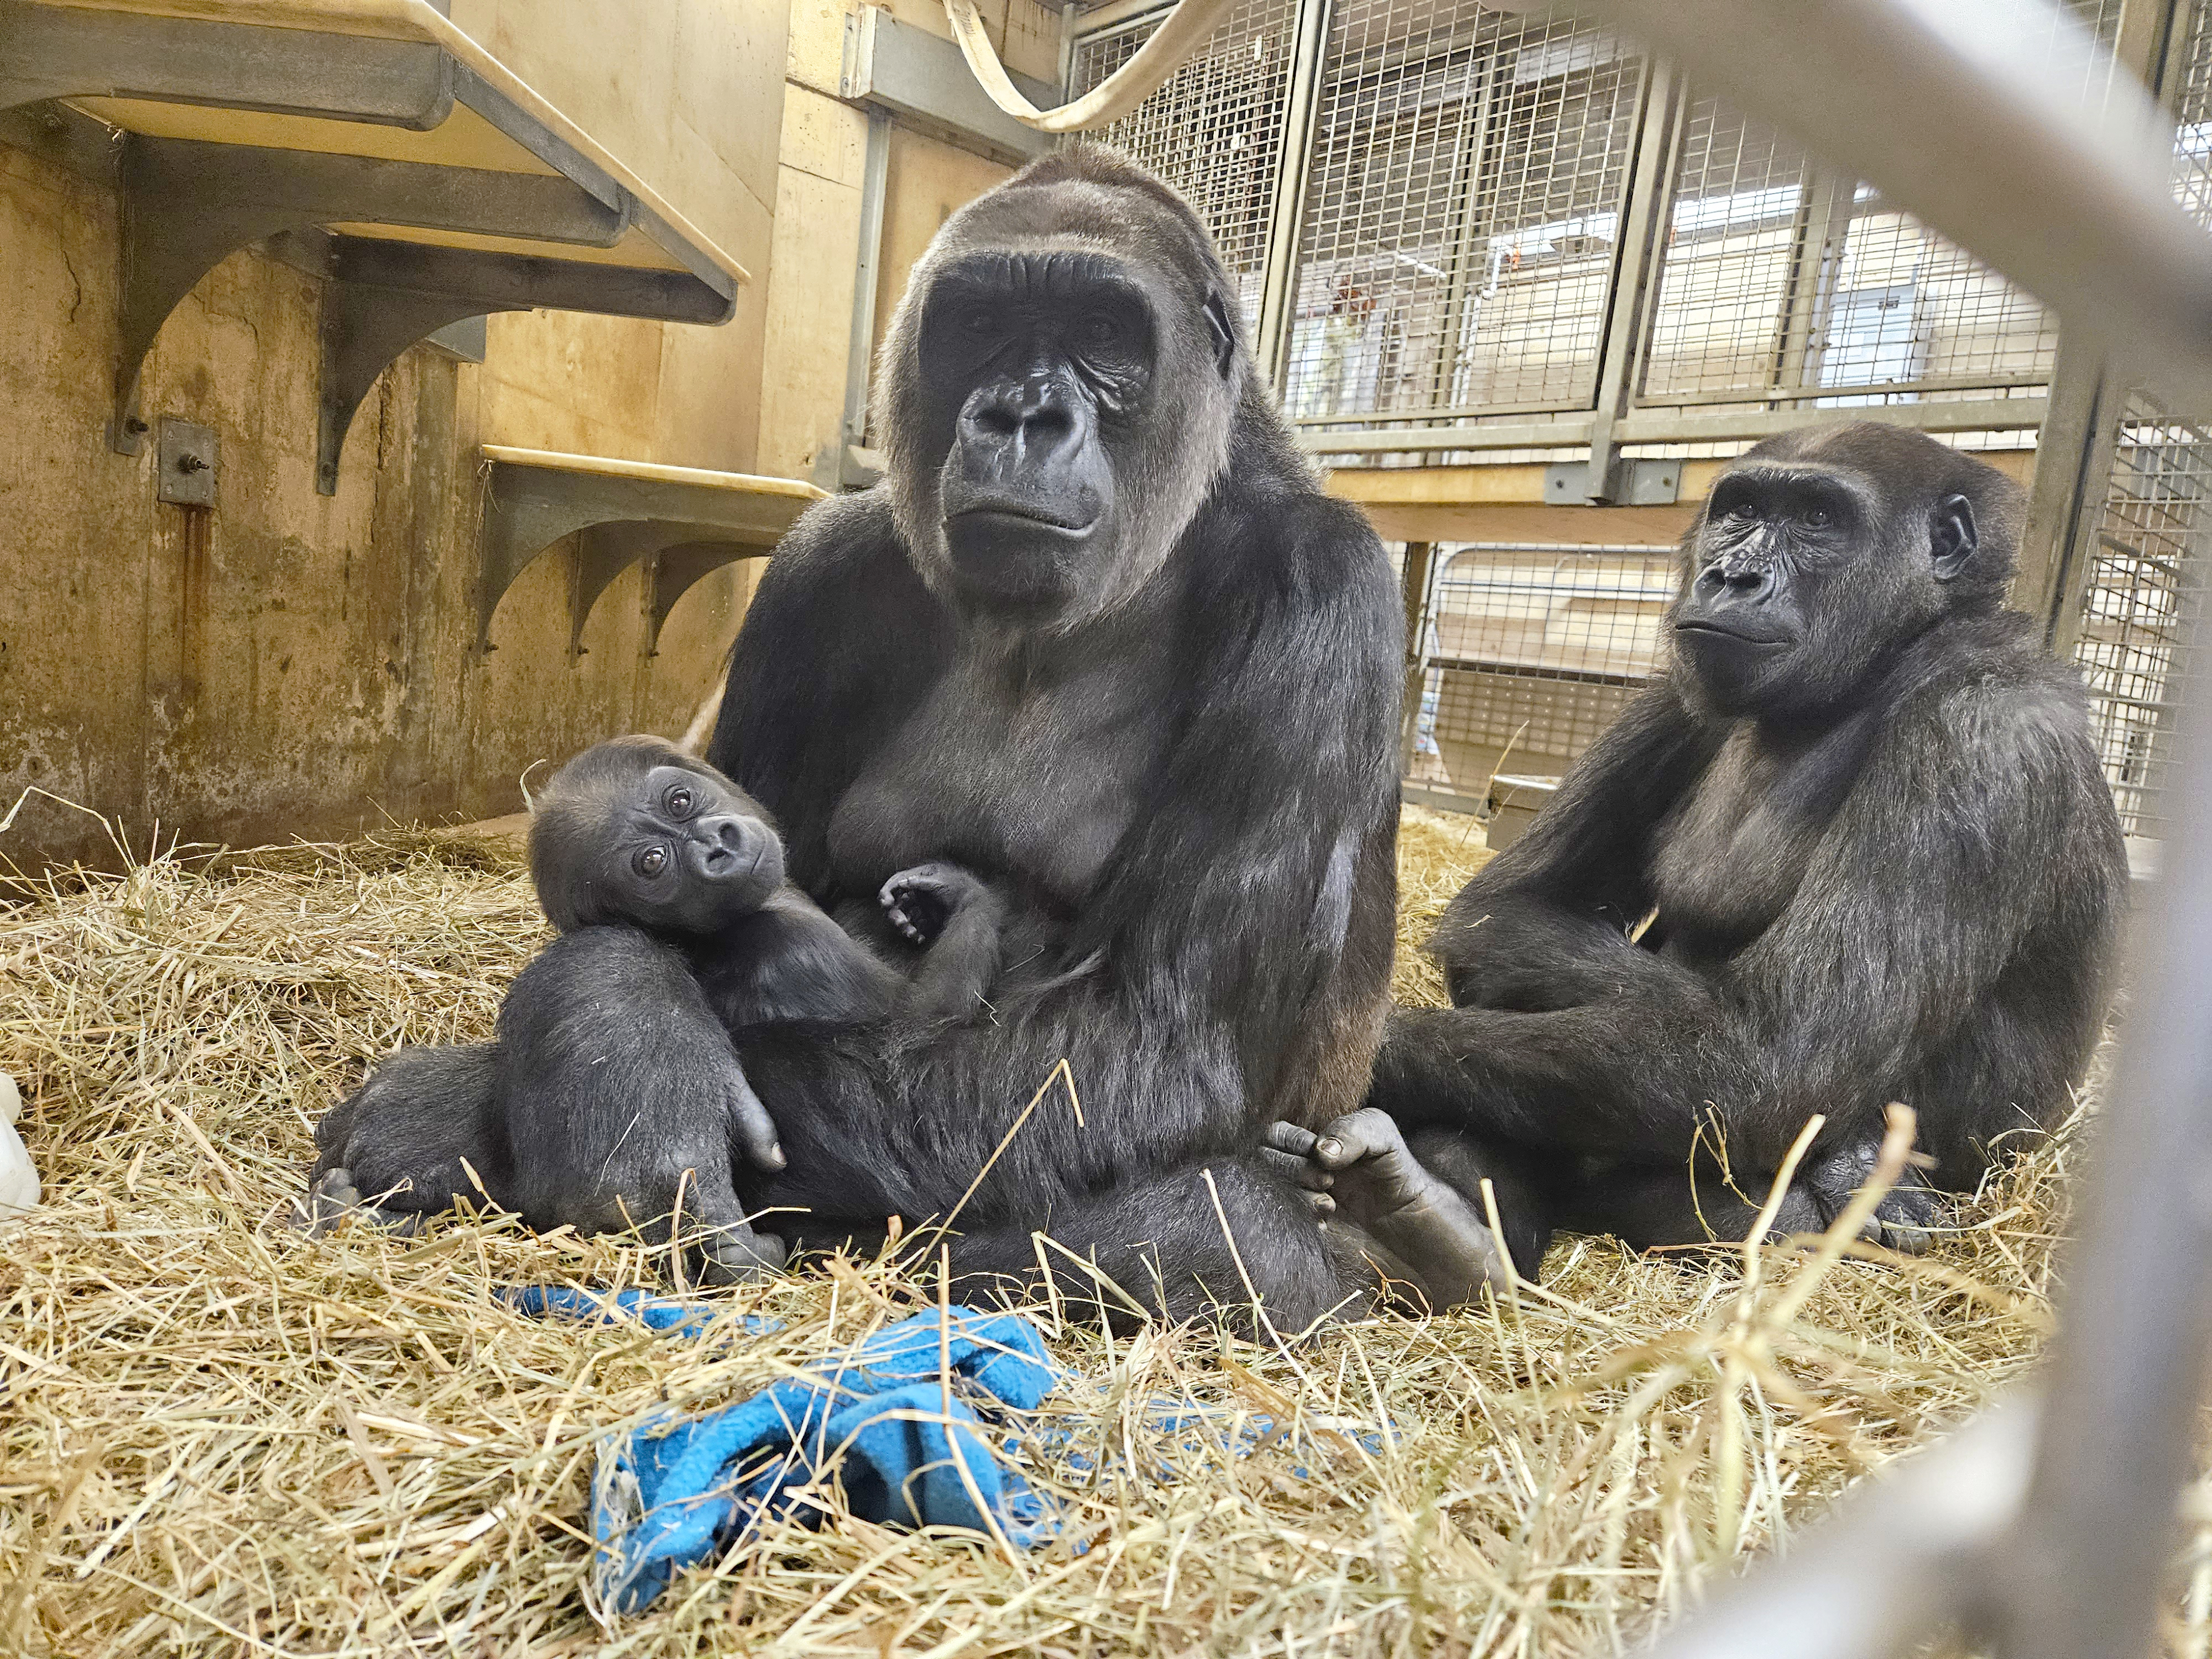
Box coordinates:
[124,417,149,435]
[176,454,207,474]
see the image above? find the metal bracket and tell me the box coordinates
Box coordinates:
[476,449,823,655]
[155,417,216,507]
[840,8,1056,165]
[1542,457,1681,506]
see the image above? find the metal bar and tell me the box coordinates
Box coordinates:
[2017,332,2124,650]
[834,108,895,489]
[1398,541,1434,774]
[1298,394,2048,455]
[1582,59,1679,500]
[1425,48,1502,416]
[1996,613,2212,1659]
[1642,1399,2041,1659]
[1560,0,2212,415]
[1772,174,1859,399]
[1253,0,1335,392]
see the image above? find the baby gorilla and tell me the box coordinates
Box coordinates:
[306,737,1004,1284]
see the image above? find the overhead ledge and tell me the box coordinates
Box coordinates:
[476,447,826,658]
[0,0,749,491]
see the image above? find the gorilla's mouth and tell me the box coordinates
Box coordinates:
[946,503,1099,537]
[692,841,764,882]
[1673,620,1791,650]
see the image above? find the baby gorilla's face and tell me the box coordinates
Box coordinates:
[597,763,786,933]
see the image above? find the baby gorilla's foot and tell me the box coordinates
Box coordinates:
[879,862,970,946]
[1266,1109,1510,1311]
[289,1167,425,1238]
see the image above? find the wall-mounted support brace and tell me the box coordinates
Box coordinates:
[105,129,630,458]
[647,543,760,656]
[475,447,825,656]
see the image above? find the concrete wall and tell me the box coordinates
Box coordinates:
[0,1,794,872]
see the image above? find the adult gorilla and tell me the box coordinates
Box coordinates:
[1343,424,2127,1271]
[315,148,1426,1326]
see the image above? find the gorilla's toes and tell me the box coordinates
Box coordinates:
[697,1225,789,1285]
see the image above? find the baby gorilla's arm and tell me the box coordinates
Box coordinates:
[880,863,1006,1022]
[1265,1110,1511,1312]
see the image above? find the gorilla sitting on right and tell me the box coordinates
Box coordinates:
[1323,422,2128,1281]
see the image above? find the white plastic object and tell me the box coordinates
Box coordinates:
[0,1072,39,1216]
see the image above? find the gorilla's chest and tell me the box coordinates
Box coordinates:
[825,641,1165,909]
[1650,721,1866,959]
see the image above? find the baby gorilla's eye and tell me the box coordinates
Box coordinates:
[662,783,696,818]
[634,845,670,879]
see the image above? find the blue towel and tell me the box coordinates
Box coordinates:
[515,1290,1381,1613]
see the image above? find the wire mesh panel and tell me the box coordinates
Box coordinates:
[2069,401,2210,838]
[1068,0,1302,326]
[1404,543,1676,804]
[1282,4,1645,429]
[1638,0,2123,413]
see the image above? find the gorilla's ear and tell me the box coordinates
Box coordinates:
[1930,493,1978,581]
[1203,291,1237,379]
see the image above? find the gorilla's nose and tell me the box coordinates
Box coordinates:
[952,374,1098,522]
[1696,562,1776,607]
[694,815,755,870]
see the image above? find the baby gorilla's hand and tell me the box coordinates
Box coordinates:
[879,862,977,947]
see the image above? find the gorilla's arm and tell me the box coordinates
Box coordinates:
[1377,678,2095,1171]
[1430,686,1719,1012]
[708,497,954,891]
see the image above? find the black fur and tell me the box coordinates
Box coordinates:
[1370,422,2129,1259]
[311,149,1406,1328]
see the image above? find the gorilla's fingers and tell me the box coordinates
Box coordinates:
[699,1225,787,1284]
[1265,1120,1319,1158]
[1258,1141,1333,1192]
[1311,1106,1400,1171]
[721,1058,785,1172]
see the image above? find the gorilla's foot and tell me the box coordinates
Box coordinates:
[1267,1109,1509,1311]
[289,1167,425,1238]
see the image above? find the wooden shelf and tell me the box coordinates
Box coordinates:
[0,0,749,491]
[477,446,825,658]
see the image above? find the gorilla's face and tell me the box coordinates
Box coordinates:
[915,249,1157,612]
[530,742,785,935]
[1670,441,1985,722]
[879,160,1246,632]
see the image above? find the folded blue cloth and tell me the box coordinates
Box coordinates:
[515,1290,1380,1613]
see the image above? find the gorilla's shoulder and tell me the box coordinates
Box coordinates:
[758,487,916,594]
[1890,609,2107,791]
[1200,443,1394,609]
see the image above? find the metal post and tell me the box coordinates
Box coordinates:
[2017,332,2125,651]
[1398,541,1436,774]
[1581,58,1679,502]
[827,107,894,490]
[1253,0,1334,393]
[1426,28,1503,414]
[1773,174,1859,401]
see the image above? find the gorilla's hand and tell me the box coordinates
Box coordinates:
[879,862,984,946]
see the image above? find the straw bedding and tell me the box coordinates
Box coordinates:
[0,807,2140,1657]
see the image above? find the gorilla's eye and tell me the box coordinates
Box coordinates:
[1078,312,1123,348]
[1802,504,1833,528]
[961,309,996,338]
[1724,500,1758,522]
[662,782,696,818]
[634,845,670,879]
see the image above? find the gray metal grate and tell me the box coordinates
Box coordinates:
[1282,4,1645,427]
[1068,0,1302,326]
[1404,542,1676,802]
[1640,0,2120,413]
[2071,407,2210,839]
